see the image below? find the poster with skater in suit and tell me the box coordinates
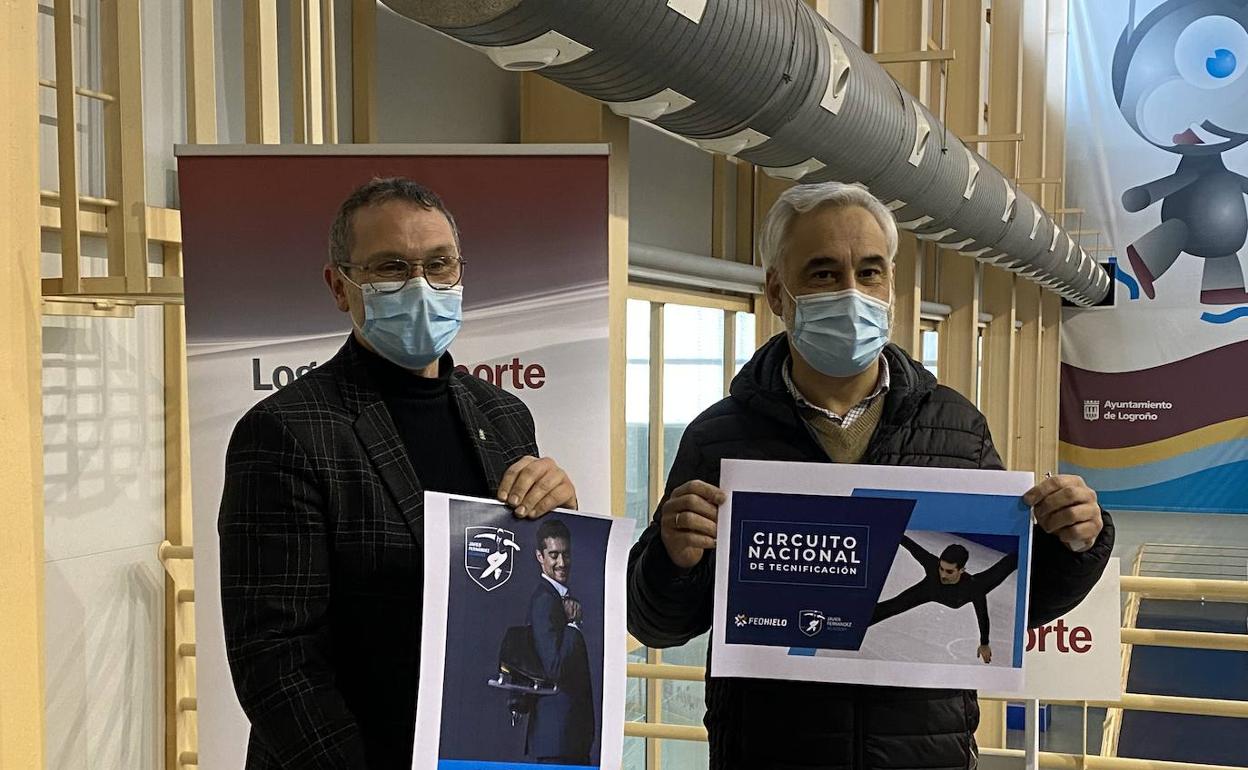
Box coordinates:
[415,494,633,770]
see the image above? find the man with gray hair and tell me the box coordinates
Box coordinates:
[626,181,1114,769]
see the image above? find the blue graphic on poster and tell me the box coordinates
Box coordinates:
[725,493,914,651]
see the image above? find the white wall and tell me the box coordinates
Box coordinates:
[629,123,716,256]
[41,240,167,770]
[374,4,519,143]
[824,1,864,45]
[41,296,168,770]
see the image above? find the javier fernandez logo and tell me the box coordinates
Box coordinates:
[464,526,520,591]
[1083,400,1100,421]
[735,614,749,628]
[799,610,826,637]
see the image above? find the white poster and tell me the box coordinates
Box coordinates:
[988,558,1123,702]
[414,494,633,770]
[711,460,1035,693]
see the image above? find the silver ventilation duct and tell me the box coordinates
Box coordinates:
[381,0,1110,306]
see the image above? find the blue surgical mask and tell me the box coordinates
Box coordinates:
[357,277,463,370]
[786,286,891,377]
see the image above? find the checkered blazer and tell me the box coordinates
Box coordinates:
[219,336,539,769]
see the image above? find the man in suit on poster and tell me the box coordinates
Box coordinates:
[526,518,595,765]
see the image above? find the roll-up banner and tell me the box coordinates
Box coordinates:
[176,145,612,769]
[1061,1,1248,513]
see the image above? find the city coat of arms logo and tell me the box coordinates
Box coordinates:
[1083,400,1101,421]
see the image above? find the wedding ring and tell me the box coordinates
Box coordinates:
[675,511,685,530]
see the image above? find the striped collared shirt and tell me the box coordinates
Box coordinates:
[783,357,891,429]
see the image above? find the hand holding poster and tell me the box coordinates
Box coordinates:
[415,494,634,770]
[712,459,1034,692]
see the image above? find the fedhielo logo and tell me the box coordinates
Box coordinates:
[1083,400,1100,421]
[799,610,825,637]
[731,612,788,629]
[465,526,520,591]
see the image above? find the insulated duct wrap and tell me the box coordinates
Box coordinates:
[381,0,1109,306]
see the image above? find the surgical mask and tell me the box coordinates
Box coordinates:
[356,277,463,370]
[785,286,891,377]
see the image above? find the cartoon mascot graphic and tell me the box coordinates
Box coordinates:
[1113,0,1248,304]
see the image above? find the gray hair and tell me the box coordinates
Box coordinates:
[757,182,899,272]
[328,177,460,265]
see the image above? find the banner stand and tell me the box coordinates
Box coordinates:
[1023,699,1040,770]
[176,144,614,769]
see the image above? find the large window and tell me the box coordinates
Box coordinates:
[625,288,757,770]
[920,324,940,378]
[976,327,985,409]
[625,300,653,536]
[662,305,724,477]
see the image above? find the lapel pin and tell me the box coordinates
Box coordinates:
[478,429,487,441]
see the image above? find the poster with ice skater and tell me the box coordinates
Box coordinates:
[414,494,634,770]
[712,460,1034,692]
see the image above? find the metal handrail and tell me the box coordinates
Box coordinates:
[625,722,707,741]
[1049,693,1248,719]
[980,747,1247,770]
[622,565,1248,765]
[1120,627,1248,652]
[628,662,704,683]
[1118,575,1248,601]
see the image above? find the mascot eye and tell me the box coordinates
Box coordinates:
[1207,48,1237,78]
[1176,15,1248,89]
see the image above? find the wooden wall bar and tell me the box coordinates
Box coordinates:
[0,1,47,764]
[876,0,930,357]
[244,0,280,143]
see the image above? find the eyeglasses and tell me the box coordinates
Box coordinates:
[337,255,466,293]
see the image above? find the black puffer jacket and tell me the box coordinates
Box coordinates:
[627,335,1115,770]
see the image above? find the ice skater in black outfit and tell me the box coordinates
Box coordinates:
[870,536,1018,664]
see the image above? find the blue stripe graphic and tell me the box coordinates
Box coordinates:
[1093,460,1248,514]
[440,762,598,770]
[1060,438,1248,492]
[1111,256,1140,300]
[1201,306,1248,325]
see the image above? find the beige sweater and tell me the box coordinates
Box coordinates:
[802,392,886,463]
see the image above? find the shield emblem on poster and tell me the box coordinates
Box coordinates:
[1083,400,1100,421]
[465,526,521,591]
[799,610,826,637]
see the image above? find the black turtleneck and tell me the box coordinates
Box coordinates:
[355,337,490,499]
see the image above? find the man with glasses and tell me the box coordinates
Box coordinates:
[219,177,579,769]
